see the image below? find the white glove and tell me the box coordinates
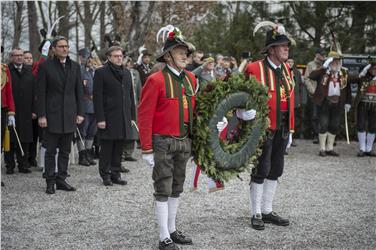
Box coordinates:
[216,117,228,133]
[41,40,51,57]
[142,154,155,168]
[359,64,371,78]
[8,115,16,127]
[236,109,256,121]
[344,104,351,113]
[287,133,292,149]
[323,57,334,69]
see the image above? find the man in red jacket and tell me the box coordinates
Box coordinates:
[244,22,295,230]
[138,25,196,250]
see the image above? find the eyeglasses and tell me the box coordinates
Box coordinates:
[111,54,123,58]
[12,54,24,57]
[56,45,69,49]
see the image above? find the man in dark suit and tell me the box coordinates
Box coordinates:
[93,46,136,186]
[37,36,84,194]
[4,48,35,174]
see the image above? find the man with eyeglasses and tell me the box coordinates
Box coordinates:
[4,48,36,174]
[93,46,136,186]
[37,36,84,194]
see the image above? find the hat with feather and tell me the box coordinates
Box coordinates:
[136,45,152,65]
[253,21,296,54]
[38,16,64,58]
[155,25,195,62]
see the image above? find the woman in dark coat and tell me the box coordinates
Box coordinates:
[93,46,136,186]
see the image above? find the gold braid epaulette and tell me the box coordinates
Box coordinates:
[1,63,9,90]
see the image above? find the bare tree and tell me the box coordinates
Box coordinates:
[12,1,24,49]
[75,1,101,48]
[27,1,40,57]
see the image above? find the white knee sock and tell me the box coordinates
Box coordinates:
[319,133,327,151]
[261,179,278,214]
[327,133,336,151]
[167,197,179,234]
[366,133,375,152]
[155,201,170,241]
[39,146,46,170]
[358,132,366,152]
[250,182,264,216]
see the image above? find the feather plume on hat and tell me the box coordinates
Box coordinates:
[253,21,296,46]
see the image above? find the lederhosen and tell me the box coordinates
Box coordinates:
[251,60,294,184]
[153,67,196,202]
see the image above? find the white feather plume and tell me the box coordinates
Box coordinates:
[47,16,65,39]
[253,21,278,37]
[138,44,146,55]
[156,24,175,43]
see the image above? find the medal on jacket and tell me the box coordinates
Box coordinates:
[183,95,188,109]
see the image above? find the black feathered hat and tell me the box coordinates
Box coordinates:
[155,25,195,63]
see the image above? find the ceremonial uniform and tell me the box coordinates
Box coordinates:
[309,53,351,156]
[245,21,295,230]
[245,58,295,182]
[138,25,196,250]
[352,63,376,156]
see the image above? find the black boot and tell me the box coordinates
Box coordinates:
[46,182,55,194]
[86,149,96,165]
[78,150,90,166]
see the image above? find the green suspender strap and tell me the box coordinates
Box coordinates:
[281,63,291,130]
[263,60,282,128]
[181,73,195,135]
[163,67,195,137]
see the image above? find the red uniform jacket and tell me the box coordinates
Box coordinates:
[1,64,15,115]
[138,67,197,153]
[245,59,295,131]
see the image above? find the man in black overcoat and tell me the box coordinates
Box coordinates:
[93,46,136,186]
[4,48,36,174]
[37,36,84,194]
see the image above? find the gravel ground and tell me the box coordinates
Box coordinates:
[1,139,375,250]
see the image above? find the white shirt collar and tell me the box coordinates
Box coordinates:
[167,64,183,77]
[267,57,281,70]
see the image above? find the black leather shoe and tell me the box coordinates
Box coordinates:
[365,151,376,157]
[6,168,14,175]
[159,238,180,250]
[86,150,97,165]
[251,214,265,230]
[319,150,326,157]
[326,150,339,156]
[19,168,32,173]
[111,178,127,185]
[357,150,365,157]
[123,156,137,162]
[78,151,90,166]
[120,166,130,173]
[56,180,76,191]
[262,211,289,226]
[103,179,113,186]
[46,184,55,194]
[170,230,193,245]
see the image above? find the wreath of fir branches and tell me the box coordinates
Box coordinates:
[192,74,270,182]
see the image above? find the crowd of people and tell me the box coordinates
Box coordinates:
[1,21,375,250]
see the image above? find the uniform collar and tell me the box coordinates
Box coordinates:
[266,57,281,70]
[167,64,183,77]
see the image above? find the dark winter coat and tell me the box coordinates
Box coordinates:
[8,64,36,142]
[37,56,84,134]
[93,63,136,140]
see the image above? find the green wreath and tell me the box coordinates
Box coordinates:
[192,74,269,182]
